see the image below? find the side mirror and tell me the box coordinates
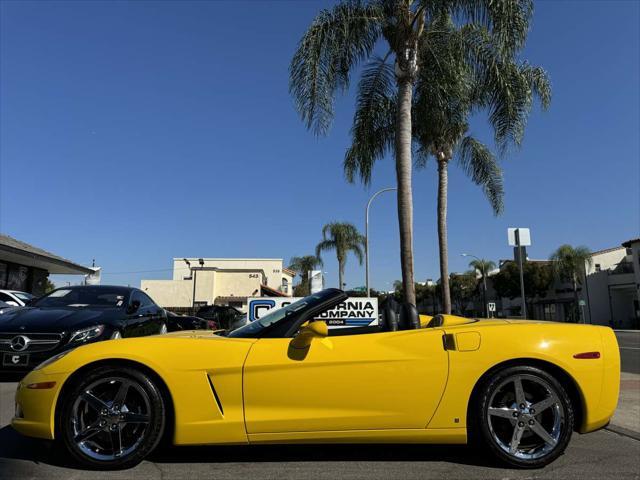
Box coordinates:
[290,321,328,350]
[127,300,141,314]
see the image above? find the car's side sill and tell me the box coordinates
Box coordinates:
[247,428,467,444]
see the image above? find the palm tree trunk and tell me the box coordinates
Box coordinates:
[338,258,345,291]
[437,158,451,314]
[394,76,416,306]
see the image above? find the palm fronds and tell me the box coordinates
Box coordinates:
[289,1,384,136]
[344,55,396,184]
[457,136,504,215]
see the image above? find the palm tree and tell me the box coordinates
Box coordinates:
[290,0,533,306]
[315,222,365,290]
[468,259,496,278]
[468,258,496,317]
[549,245,592,323]
[288,255,323,296]
[344,13,549,313]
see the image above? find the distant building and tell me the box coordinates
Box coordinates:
[485,239,640,328]
[141,258,296,312]
[0,234,92,296]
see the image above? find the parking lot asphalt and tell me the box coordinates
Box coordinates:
[1,378,639,480]
[617,331,640,374]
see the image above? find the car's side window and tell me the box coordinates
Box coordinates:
[130,291,145,310]
[138,292,155,309]
[0,293,11,302]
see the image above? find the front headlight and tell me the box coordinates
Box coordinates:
[33,350,72,370]
[68,325,105,344]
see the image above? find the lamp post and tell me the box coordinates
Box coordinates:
[462,253,488,318]
[365,187,396,297]
[185,258,205,312]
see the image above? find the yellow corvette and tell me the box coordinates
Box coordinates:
[12,289,619,470]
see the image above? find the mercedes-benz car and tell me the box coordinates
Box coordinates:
[12,288,619,470]
[1,285,167,372]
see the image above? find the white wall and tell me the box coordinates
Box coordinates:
[142,258,293,307]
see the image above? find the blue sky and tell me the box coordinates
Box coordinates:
[1,0,638,291]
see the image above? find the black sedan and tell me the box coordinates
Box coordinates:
[0,285,167,373]
[165,310,218,331]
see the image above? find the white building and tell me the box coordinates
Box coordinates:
[141,258,296,312]
[489,239,640,328]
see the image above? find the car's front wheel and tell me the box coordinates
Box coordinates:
[474,365,574,468]
[58,365,165,469]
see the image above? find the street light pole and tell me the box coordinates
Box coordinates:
[365,187,396,297]
[462,253,488,318]
[185,258,205,313]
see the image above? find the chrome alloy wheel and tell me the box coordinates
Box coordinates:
[71,377,151,461]
[159,323,168,335]
[486,374,565,460]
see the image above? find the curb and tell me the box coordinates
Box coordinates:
[606,424,640,441]
[614,330,640,333]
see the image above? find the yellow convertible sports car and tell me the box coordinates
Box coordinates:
[12,288,619,470]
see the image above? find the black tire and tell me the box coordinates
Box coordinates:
[58,365,166,470]
[472,365,574,468]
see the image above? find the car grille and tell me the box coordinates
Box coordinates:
[0,332,64,353]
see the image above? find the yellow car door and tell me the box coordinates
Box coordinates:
[243,327,448,434]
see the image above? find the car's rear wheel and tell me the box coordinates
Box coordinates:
[58,366,165,469]
[474,365,574,468]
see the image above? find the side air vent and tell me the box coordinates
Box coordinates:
[442,333,456,351]
[206,374,224,416]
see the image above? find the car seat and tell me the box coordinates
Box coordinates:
[379,297,419,331]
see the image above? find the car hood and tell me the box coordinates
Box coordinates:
[0,306,122,332]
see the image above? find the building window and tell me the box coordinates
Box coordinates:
[282,278,289,294]
[595,264,601,272]
[542,303,556,321]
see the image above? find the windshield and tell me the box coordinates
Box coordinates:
[227,289,343,338]
[12,292,34,302]
[34,287,129,308]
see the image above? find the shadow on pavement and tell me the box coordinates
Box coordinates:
[150,443,498,468]
[0,424,499,470]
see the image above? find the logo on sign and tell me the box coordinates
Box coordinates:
[247,297,378,328]
[316,300,377,327]
[248,299,278,322]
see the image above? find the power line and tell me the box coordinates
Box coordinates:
[99,266,193,275]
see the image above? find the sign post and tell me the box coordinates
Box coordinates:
[508,228,531,319]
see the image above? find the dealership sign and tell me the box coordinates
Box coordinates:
[247,297,378,329]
